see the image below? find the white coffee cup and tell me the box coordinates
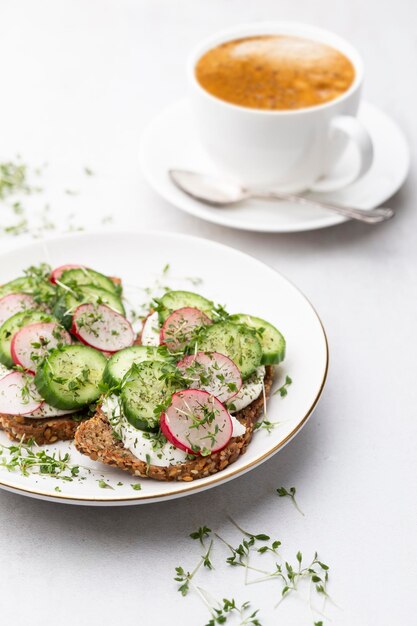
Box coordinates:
[188,22,373,193]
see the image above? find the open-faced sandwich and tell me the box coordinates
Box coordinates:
[0,263,134,444]
[75,289,286,482]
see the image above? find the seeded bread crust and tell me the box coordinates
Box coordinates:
[74,365,274,482]
[0,413,86,445]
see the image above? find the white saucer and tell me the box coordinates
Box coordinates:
[140,99,409,233]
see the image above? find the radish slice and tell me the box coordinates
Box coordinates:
[160,389,233,456]
[71,303,134,352]
[177,351,242,403]
[11,322,71,373]
[0,364,10,381]
[24,402,77,419]
[160,307,212,352]
[0,293,37,327]
[0,371,42,415]
[50,264,85,284]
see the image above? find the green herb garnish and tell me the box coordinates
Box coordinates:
[0,438,80,480]
[97,479,114,489]
[276,486,304,516]
[273,375,292,397]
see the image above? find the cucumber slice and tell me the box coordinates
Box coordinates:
[121,360,182,431]
[53,285,125,329]
[0,310,54,367]
[196,321,262,379]
[59,268,120,295]
[103,345,170,388]
[34,345,107,410]
[0,277,33,299]
[158,290,213,323]
[229,314,286,365]
[0,276,56,304]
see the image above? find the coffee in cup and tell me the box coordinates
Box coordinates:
[188,24,373,192]
[195,35,355,111]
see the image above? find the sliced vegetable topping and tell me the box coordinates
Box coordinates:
[121,360,183,431]
[229,313,286,364]
[0,277,33,299]
[0,293,37,326]
[11,322,71,373]
[0,273,56,305]
[0,310,54,368]
[195,321,262,379]
[53,285,125,329]
[177,351,242,403]
[160,389,232,456]
[50,264,85,284]
[34,345,107,410]
[103,345,170,387]
[24,402,77,419]
[140,311,161,346]
[0,371,42,415]
[160,307,212,352]
[59,267,120,295]
[157,290,213,323]
[71,303,134,353]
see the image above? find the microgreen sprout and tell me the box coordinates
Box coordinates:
[175,514,330,623]
[175,539,214,595]
[0,438,81,480]
[97,479,114,489]
[273,375,292,397]
[190,525,212,546]
[203,596,262,626]
[277,486,304,516]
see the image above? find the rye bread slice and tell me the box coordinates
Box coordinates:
[74,366,274,482]
[0,413,86,445]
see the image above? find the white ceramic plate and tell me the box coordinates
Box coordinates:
[140,100,409,232]
[0,231,328,505]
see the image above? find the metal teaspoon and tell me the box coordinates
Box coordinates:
[169,169,394,224]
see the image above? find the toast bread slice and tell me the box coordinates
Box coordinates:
[74,366,274,482]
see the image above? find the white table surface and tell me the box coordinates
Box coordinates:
[0,1,416,625]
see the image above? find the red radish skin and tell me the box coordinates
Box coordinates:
[177,351,242,403]
[0,293,37,327]
[160,307,212,352]
[0,371,42,415]
[160,389,233,456]
[50,264,85,284]
[71,303,135,353]
[11,322,71,373]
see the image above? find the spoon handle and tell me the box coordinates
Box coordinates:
[252,190,394,224]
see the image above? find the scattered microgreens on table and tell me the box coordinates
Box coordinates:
[277,486,305,516]
[0,157,102,238]
[202,596,261,626]
[175,516,331,625]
